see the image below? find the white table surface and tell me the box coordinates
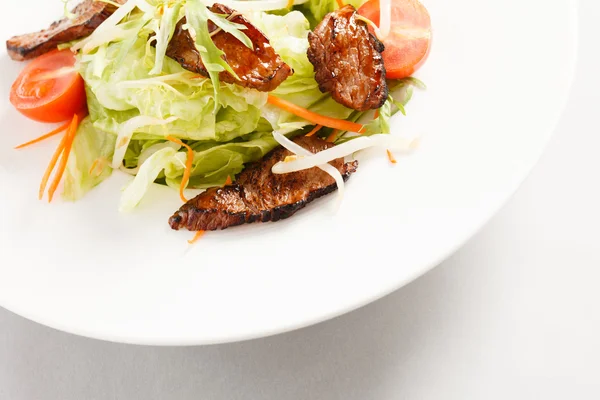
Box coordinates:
[2,1,599,398]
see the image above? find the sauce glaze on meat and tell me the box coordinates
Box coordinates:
[169,136,358,231]
[307,5,388,111]
[6,0,125,61]
[166,3,292,92]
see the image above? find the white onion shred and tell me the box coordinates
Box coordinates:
[379,0,392,38]
[111,116,178,169]
[81,26,130,53]
[71,0,136,52]
[272,134,417,174]
[272,131,345,211]
[119,141,181,175]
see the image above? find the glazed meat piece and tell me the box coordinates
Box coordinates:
[307,5,388,111]
[6,0,125,61]
[166,3,292,92]
[169,136,358,231]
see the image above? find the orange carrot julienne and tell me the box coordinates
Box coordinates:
[267,95,364,133]
[15,120,71,149]
[188,230,205,244]
[225,175,233,185]
[89,157,107,177]
[305,124,323,137]
[326,129,340,143]
[166,136,194,203]
[39,128,71,200]
[47,113,80,202]
[374,109,380,119]
[336,0,344,7]
[386,149,397,164]
[89,159,100,176]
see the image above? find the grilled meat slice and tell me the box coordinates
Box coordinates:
[6,0,125,61]
[166,3,292,92]
[307,5,388,111]
[169,136,358,231]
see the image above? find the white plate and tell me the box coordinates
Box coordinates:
[0,0,577,345]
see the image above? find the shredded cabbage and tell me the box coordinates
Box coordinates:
[150,1,183,75]
[63,117,116,201]
[65,2,414,210]
[120,147,178,211]
[272,131,345,210]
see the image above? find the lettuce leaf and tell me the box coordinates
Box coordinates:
[149,1,183,75]
[120,147,178,212]
[76,7,388,210]
[164,131,278,189]
[63,117,116,201]
[299,0,367,27]
[248,11,354,133]
[79,37,267,142]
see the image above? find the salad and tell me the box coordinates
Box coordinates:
[7,0,431,236]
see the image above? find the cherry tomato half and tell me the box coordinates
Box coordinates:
[359,0,432,79]
[10,49,86,123]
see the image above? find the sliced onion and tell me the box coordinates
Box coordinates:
[72,0,136,52]
[272,134,417,174]
[272,131,345,211]
[111,116,178,169]
[119,141,181,175]
[379,0,392,38]
[81,26,131,53]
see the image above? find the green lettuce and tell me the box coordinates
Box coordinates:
[72,4,400,209]
[117,131,278,210]
[165,131,278,189]
[299,0,367,26]
[63,117,116,201]
[248,11,355,133]
[120,146,178,211]
[79,38,267,143]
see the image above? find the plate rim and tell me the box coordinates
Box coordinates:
[0,0,580,345]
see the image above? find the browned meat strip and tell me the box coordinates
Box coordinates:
[165,3,292,92]
[6,0,125,61]
[169,136,358,231]
[307,5,388,111]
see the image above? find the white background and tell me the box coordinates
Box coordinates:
[1,0,599,398]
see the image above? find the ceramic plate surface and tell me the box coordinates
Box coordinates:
[0,0,577,344]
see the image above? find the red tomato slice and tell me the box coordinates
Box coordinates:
[10,50,86,123]
[358,0,432,79]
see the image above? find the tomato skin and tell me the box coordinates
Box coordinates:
[358,0,432,79]
[10,50,87,123]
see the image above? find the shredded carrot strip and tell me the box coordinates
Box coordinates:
[188,230,205,244]
[89,159,100,175]
[47,114,80,202]
[305,124,323,137]
[267,95,364,133]
[326,129,340,143]
[166,135,194,203]
[89,157,107,177]
[225,175,232,185]
[15,121,71,150]
[336,0,344,7]
[374,109,380,119]
[386,149,397,164]
[39,130,70,200]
